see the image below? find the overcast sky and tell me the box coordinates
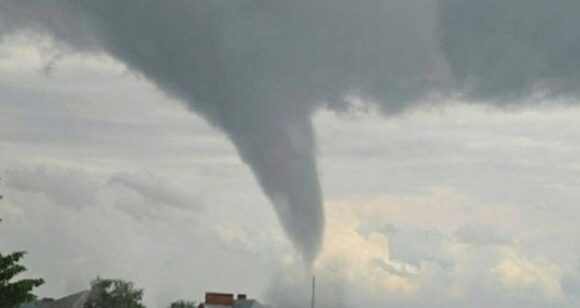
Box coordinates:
[1,2,580,307]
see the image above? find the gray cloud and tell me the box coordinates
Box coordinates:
[385,228,452,268]
[108,171,202,211]
[5,165,99,209]
[453,224,511,247]
[357,223,399,240]
[372,258,415,279]
[2,0,580,265]
[439,0,580,101]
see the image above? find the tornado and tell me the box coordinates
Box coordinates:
[70,0,327,263]
[0,0,447,263]
[4,0,579,265]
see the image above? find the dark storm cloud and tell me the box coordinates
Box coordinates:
[2,0,580,264]
[439,0,580,100]
[0,0,444,264]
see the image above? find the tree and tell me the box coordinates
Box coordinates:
[84,278,145,308]
[0,252,45,308]
[0,187,45,308]
[169,300,198,308]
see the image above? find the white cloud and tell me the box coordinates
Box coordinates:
[494,249,563,300]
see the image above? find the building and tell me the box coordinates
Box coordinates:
[199,292,268,308]
[20,290,92,308]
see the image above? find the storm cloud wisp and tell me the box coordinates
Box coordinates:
[1,0,580,264]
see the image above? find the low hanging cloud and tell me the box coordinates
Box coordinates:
[108,171,202,211]
[1,0,580,264]
[5,165,99,209]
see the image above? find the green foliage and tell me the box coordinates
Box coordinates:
[84,278,145,308]
[0,251,45,308]
[169,300,197,308]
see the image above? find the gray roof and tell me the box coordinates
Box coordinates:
[22,291,91,308]
[49,291,90,308]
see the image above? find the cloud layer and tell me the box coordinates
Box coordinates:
[2,0,580,266]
